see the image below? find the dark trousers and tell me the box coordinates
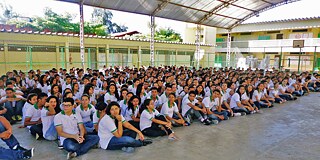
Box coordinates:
[128,120,140,130]
[142,115,173,137]
[30,124,43,138]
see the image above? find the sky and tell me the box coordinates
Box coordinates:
[1,0,320,36]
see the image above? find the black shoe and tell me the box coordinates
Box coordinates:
[141,139,153,146]
[202,119,211,125]
[23,148,34,159]
[14,145,27,151]
[9,120,16,125]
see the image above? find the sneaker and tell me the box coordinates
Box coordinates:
[253,110,257,114]
[202,119,211,125]
[35,133,40,140]
[256,110,263,114]
[23,148,34,159]
[225,117,230,120]
[121,147,135,153]
[240,112,246,116]
[11,116,16,121]
[67,152,77,159]
[140,139,153,146]
[16,115,22,121]
[184,122,191,126]
[58,145,64,150]
[211,120,219,125]
[233,113,241,117]
[14,145,27,151]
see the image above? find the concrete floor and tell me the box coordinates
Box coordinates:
[2,93,320,160]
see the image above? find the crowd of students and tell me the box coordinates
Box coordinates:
[0,66,319,159]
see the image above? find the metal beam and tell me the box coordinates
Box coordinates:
[198,0,239,24]
[217,0,255,12]
[79,0,85,69]
[228,0,301,29]
[261,0,273,5]
[150,16,155,67]
[152,0,170,15]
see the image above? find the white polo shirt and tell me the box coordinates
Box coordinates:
[230,93,240,109]
[181,98,198,117]
[252,90,264,102]
[75,104,96,123]
[203,96,217,111]
[147,96,162,109]
[119,100,128,116]
[25,103,42,122]
[104,92,118,104]
[98,115,126,149]
[159,93,169,105]
[140,109,160,131]
[37,83,49,94]
[160,101,179,118]
[54,111,83,145]
[124,106,139,121]
[41,107,55,137]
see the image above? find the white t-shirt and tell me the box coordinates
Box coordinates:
[181,98,198,117]
[25,103,42,122]
[22,102,34,124]
[124,106,139,121]
[146,96,162,109]
[98,115,126,149]
[252,90,264,102]
[54,111,83,145]
[119,100,128,117]
[203,97,217,111]
[37,83,49,94]
[104,93,117,104]
[230,93,241,109]
[140,109,160,131]
[41,108,55,137]
[269,89,279,98]
[159,93,169,105]
[160,101,179,118]
[75,104,96,123]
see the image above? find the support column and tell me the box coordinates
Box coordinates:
[226,30,232,68]
[4,43,8,72]
[298,47,302,73]
[279,47,283,71]
[96,46,99,69]
[106,44,109,67]
[65,42,69,69]
[150,16,155,67]
[128,47,131,67]
[79,0,85,69]
[55,44,59,69]
[138,46,142,68]
[195,24,201,69]
[175,50,178,66]
[313,46,317,72]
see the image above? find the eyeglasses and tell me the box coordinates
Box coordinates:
[64,104,73,107]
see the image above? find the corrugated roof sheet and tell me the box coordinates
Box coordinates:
[58,0,301,29]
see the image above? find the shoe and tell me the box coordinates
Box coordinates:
[256,110,263,114]
[67,152,77,159]
[184,122,191,126]
[35,133,40,140]
[293,97,297,100]
[121,147,135,153]
[211,120,219,125]
[225,117,230,120]
[240,112,246,116]
[16,115,22,121]
[23,148,34,159]
[250,111,254,114]
[14,145,27,151]
[58,145,64,150]
[202,119,211,125]
[9,120,16,125]
[11,116,16,121]
[233,113,241,117]
[140,139,153,146]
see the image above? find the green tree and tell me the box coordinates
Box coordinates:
[91,8,127,34]
[155,27,182,42]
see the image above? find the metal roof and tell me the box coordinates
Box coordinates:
[58,0,300,29]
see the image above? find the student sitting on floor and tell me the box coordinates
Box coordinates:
[160,93,186,127]
[76,94,96,133]
[119,91,133,117]
[253,83,273,109]
[229,87,252,115]
[203,89,229,123]
[0,88,25,124]
[41,96,60,141]
[181,91,211,125]
[124,95,141,130]
[24,93,48,140]
[140,99,178,140]
[269,82,286,104]
[54,98,99,160]
[98,101,152,153]
[0,116,34,159]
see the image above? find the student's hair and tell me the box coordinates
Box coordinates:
[81,94,90,100]
[95,102,107,111]
[168,92,176,98]
[27,93,38,103]
[212,89,221,95]
[195,85,205,97]
[136,83,144,96]
[50,84,60,95]
[119,88,128,100]
[139,98,152,114]
[127,95,141,113]
[5,88,14,92]
[38,92,48,100]
[63,97,74,105]
[29,88,42,97]
[106,101,121,126]
[107,84,120,101]
[246,85,254,99]
[39,75,47,87]
[133,78,139,83]
[83,84,94,95]
[236,85,245,101]
[189,91,196,96]
[46,96,60,113]
[150,87,158,92]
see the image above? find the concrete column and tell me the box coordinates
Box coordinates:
[138,46,142,68]
[175,50,178,66]
[96,46,99,69]
[55,44,59,69]
[4,43,8,72]
[65,42,69,70]
[106,44,109,67]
